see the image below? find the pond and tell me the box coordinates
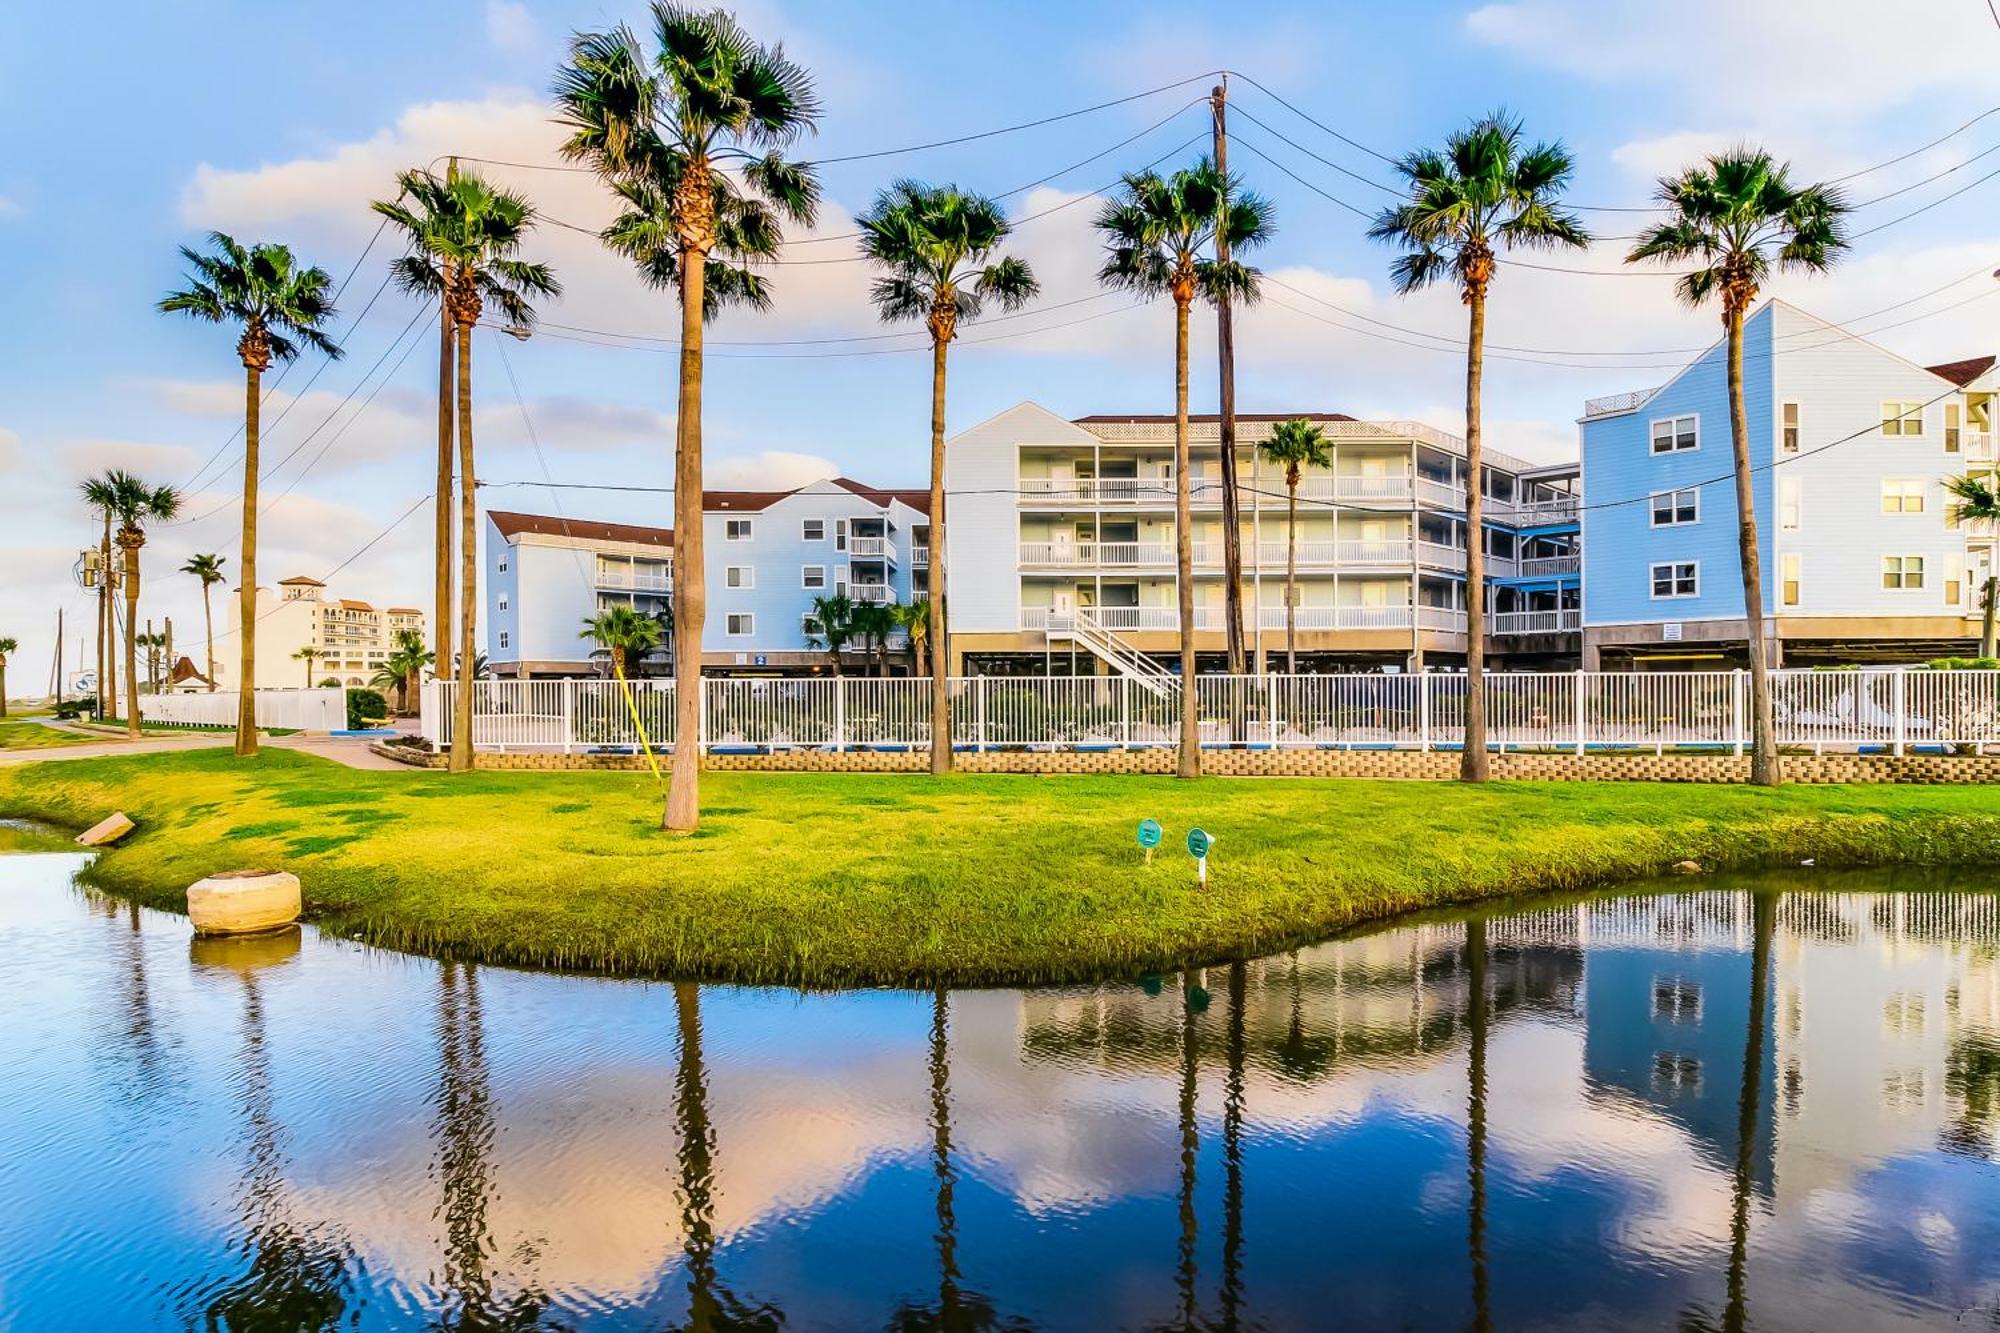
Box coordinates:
[7,843,2000,1330]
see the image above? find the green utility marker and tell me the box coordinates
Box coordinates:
[1137,818,1163,863]
[1187,827,1215,886]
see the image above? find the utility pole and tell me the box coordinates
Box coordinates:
[164,616,174,691]
[54,608,63,703]
[1212,78,1247,679]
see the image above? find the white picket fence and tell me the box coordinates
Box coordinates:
[139,687,348,733]
[420,670,2000,756]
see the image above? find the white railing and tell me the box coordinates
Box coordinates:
[849,585,895,605]
[912,546,930,568]
[1960,432,1994,462]
[141,687,348,733]
[1584,388,1658,419]
[422,669,2000,755]
[848,536,895,559]
[1517,555,1582,578]
[1019,541,1175,567]
[595,567,671,592]
[1491,608,1583,635]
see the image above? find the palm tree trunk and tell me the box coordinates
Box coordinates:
[1724,892,1776,1331]
[1174,294,1200,779]
[1728,306,1781,786]
[449,320,478,774]
[1461,291,1490,782]
[434,299,456,683]
[1980,575,1996,660]
[673,982,720,1327]
[928,336,953,775]
[235,360,261,757]
[202,583,216,692]
[1285,482,1300,673]
[665,247,708,832]
[302,657,312,688]
[122,539,142,740]
[97,518,110,719]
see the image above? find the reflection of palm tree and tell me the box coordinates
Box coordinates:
[1723,894,1776,1333]
[193,971,358,1330]
[1942,1031,2000,1158]
[428,962,552,1330]
[1175,971,1201,1332]
[113,901,169,1097]
[886,989,1028,1332]
[670,982,783,1333]
[1219,963,1248,1330]
[1465,920,1492,1333]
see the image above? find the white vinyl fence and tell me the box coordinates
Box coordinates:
[140,687,348,733]
[422,670,2000,757]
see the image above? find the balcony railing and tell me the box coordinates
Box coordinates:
[1491,608,1582,635]
[1516,554,1582,578]
[911,545,930,568]
[848,584,895,605]
[595,567,672,592]
[1022,605,1479,633]
[1583,387,1658,419]
[1963,432,1996,462]
[848,536,896,560]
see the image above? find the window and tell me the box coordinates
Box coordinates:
[802,564,827,589]
[725,518,755,541]
[835,518,849,552]
[1653,978,1702,1022]
[726,613,754,636]
[497,558,509,573]
[497,593,509,611]
[1782,553,1801,607]
[1881,478,1926,513]
[1882,555,1925,590]
[1946,403,1962,454]
[1652,1052,1702,1094]
[1882,401,1925,436]
[497,631,510,649]
[1781,402,1800,454]
[1780,477,1802,531]
[802,613,823,636]
[1651,561,1698,599]
[1650,414,1699,453]
[1943,555,1962,606]
[1650,487,1700,526]
[802,518,826,541]
[725,565,754,589]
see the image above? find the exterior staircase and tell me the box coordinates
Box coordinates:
[1046,611,1174,696]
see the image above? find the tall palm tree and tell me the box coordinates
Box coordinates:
[372,628,433,714]
[892,596,931,676]
[806,593,855,676]
[181,553,227,692]
[1947,474,1999,658]
[135,631,167,693]
[0,636,14,717]
[81,476,121,721]
[1095,157,1273,778]
[1626,149,1847,787]
[1370,112,1590,782]
[858,182,1037,772]
[291,645,323,688]
[580,604,664,681]
[81,471,180,737]
[160,234,342,756]
[556,2,820,832]
[1258,418,1334,672]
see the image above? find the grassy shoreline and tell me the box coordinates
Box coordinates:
[2,747,1998,986]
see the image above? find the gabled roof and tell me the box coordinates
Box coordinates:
[488,510,673,548]
[1074,411,1360,425]
[704,490,794,512]
[168,656,212,686]
[831,476,931,515]
[1926,355,1996,387]
[337,599,375,611]
[277,575,325,586]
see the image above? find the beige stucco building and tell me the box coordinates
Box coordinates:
[220,575,426,689]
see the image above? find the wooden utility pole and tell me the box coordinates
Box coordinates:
[164,616,174,688]
[1212,79,1247,679]
[54,608,63,703]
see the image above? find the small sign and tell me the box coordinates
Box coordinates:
[1186,827,1213,859]
[1137,819,1163,848]
[1662,622,1684,642]
[753,654,768,667]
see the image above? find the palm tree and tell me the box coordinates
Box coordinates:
[160,234,343,756]
[82,471,180,737]
[556,2,821,832]
[1626,148,1847,787]
[181,553,226,691]
[580,605,664,681]
[806,593,855,676]
[0,636,14,717]
[371,629,434,714]
[1258,418,1334,673]
[81,476,121,722]
[858,183,1037,772]
[134,631,167,693]
[374,172,559,777]
[850,601,896,676]
[291,645,323,688]
[1095,157,1273,778]
[892,596,931,675]
[1947,474,1999,658]
[1370,111,1590,783]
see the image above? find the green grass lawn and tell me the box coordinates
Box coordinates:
[0,720,97,750]
[2,747,1998,986]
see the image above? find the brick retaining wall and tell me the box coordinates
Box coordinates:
[370,741,2000,783]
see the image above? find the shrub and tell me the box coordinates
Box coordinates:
[1925,657,2000,671]
[346,688,390,730]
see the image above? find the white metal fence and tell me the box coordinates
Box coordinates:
[139,687,348,733]
[420,670,2000,757]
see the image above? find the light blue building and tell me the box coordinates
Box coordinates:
[1579,301,1994,668]
[485,478,931,678]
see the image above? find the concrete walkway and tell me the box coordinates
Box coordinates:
[0,723,418,773]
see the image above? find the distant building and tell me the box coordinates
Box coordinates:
[1579,301,1996,667]
[485,476,930,679]
[221,576,426,689]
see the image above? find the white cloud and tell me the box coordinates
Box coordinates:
[1609,131,1756,183]
[708,449,840,490]
[0,427,21,474]
[484,0,538,53]
[55,438,201,481]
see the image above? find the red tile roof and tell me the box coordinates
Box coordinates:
[1927,355,1996,387]
[831,477,931,515]
[489,510,674,547]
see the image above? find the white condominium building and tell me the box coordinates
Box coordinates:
[222,576,425,689]
[942,402,1581,674]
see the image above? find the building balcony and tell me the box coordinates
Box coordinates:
[596,566,672,593]
[1516,554,1582,578]
[1963,432,1996,463]
[849,584,896,605]
[1022,605,1475,633]
[911,545,930,568]
[848,535,898,565]
[1490,608,1582,635]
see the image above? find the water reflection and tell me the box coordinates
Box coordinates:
[7,856,2000,1330]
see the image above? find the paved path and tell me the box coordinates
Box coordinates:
[0,725,419,773]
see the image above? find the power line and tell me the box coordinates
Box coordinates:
[533,289,1119,348]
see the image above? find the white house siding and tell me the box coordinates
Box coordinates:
[945,402,1100,636]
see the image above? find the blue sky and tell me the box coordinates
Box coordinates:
[3,0,1997,684]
